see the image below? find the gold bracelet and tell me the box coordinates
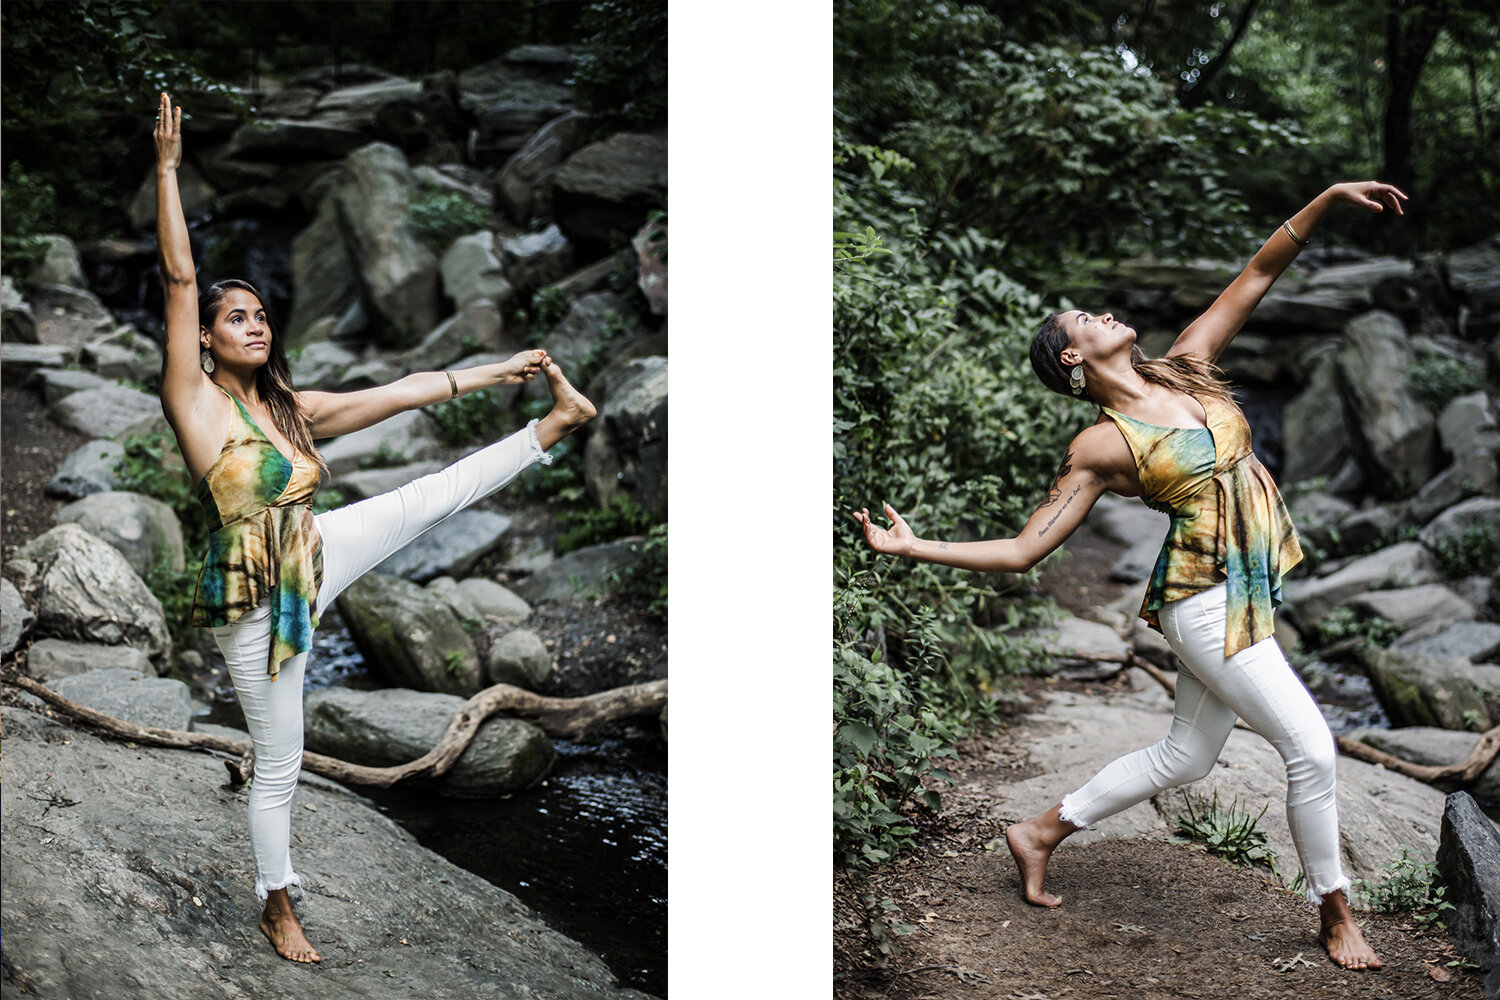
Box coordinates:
[446,371,458,399]
[1282,220,1309,248]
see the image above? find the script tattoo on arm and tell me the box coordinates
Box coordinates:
[1037,483,1083,539]
[1039,450,1075,509]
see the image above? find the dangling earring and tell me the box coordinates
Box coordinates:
[1069,364,1086,395]
[201,348,215,374]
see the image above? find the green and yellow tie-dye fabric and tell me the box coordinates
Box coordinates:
[190,387,323,680]
[1101,392,1302,658]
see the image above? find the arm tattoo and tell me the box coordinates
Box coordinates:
[1039,450,1075,509]
[938,542,949,550]
[1037,484,1082,539]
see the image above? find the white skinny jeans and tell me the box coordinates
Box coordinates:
[209,421,550,901]
[1057,583,1350,906]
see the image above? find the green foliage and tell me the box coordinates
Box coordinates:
[530,286,570,329]
[1,162,59,289]
[605,522,667,619]
[427,387,507,447]
[311,488,346,515]
[1310,607,1404,655]
[1355,848,1454,931]
[113,432,206,554]
[357,442,408,471]
[406,190,489,254]
[557,495,661,555]
[859,893,918,967]
[442,649,467,677]
[574,0,667,129]
[1430,521,1500,578]
[1175,791,1278,872]
[1406,354,1487,413]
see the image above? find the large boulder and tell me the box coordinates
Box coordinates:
[1419,496,1500,559]
[81,326,162,383]
[484,628,554,690]
[2,274,39,342]
[45,439,124,499]
[334,142,440,344]
[1281,352,1352,484]
[127,163,216,230]
[336,459,445,501]
[1335,311,1439,496]
[32,235,88,288]
[583,356,668,517]
[1346,727,1500,803]
[439,231,515,310]
[500,224,575,297]
[318,407,444,476]
[426,575,532,626]
[10,524,170,666]
[26,638,154,684]
[50,668,192,731]
[335,572,483,695]
[457,62,574,166]
[513,538,647,606]
[1,578,35,656]
[1438,391,1500,456]
[32,367,111,406]
[1436,793,1500,995]
[1408,447,1498,524]
[48,384,161,439]
[1285,490,1357,555]
[1346,584,1476,634]
[543,290,630,375]
[495,110,590,223]
[289,339,359,389]
[31,284,116,351]
[1020,612,1131,679]
[372,509,513,583]
[287,191,362,345]
[552,133,667,250]
[54,491,185,578]
[302,686,554,796]
[403,299,502,372]
[1394,621,1500,663]
[223,117,367,162]
[0,706,650,1000]
[1083,494,1169,582]
[1362,647,1494,730]
[1,343,73,382]
[1281,541,1440,629]
[310,76,423,129]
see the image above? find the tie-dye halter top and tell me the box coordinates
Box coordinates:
[1100,391,1302,658]
[190,387,323,680]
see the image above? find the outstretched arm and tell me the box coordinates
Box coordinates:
[155,92,212,425]
[297,350,548,440]
[1168,181,1408,363]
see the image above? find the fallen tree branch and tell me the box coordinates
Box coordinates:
[3,672,666,789]
[1336,726,1500,786]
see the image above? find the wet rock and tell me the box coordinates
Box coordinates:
[288,192,362,345]
[404,299,502,372]
[1282,541,1440,629]
[1347,584,1476,633]
[513,538,646,606]
[45,439,124,500]
[2,275,38,342]
[1436,793,1500,995]
[1346,727,1500,802]
[1,343,73,381]
[496,110,590,223]
[1395,621,1500,663]
[584,356,667,516]
[82,326,161,383]
[303,687,554,796]
[552,133,667,250]
[1408,448,1498,524]
[374,509,512,583]
[0,706,646,1000]
[439,231,515,310]
[500,223,575,296]
[1438,392,1500,456]
[485,628,553,689]
[48,384,161,439]
[49,668,191,731]
[128,163,216,230]
[2,578,35,656]
[55,491,185,578]
[1336,311,1438,495]
[1282,353,1352,484]
[11,524,169,666]
[335,572,483,695]
[335,459,445,501]
[1363,647,1493,730]
[318,407,444,476]
[1419,497,1500,558]
[32,367,112,405]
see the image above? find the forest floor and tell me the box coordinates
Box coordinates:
[832,523,1488,1000]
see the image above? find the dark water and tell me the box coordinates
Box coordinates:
[1292,658,1392,734]
[205,608,667,998]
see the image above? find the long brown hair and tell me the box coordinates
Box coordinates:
[1028,311,1236,408]
[200,279,327,476]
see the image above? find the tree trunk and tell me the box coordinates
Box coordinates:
[1180,0,1263,109]
[1383,0,1445,255]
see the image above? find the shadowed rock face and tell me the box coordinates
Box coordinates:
[1437,792,1500,995]
[0,705,657,1000]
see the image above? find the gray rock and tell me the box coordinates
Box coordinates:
[335,459,445,500]
[1336,503,1400,554]
[51,667,191,730]
[224,117,366,161]
[500,223,575,296]
[553,133,667,247]
[459,67,575,165]
[2,274,38,342]
[289,339,359,389]
[1282,354,1352,484]
[542,290,631,375]
[334,142,440,345]
[48,384,161,439]
[1438,391,1500,457]
[334,356,402,391]
[413,164,495,210]
[496,110,590,223]
[128,163,215,230]
[485,628,553,689]
[318,407,444,476]
[439,231,514,309]
[32,366,112,405]
[1,342,73,381]
[1455,573,1494,611]
[2,578,35,656]
[456,576,532,624]
[312,76,423,127]
[1396,621,1500,663]
[1419,496,1500,559]
[288,192,362,345]
[0,705,649,1000]
[81,326,162,383]
[1363,646,1494,730]
[1286,490,1358,554]
[632,217,667,316]
[335,572,483,695]
[513,538,647,606]
[55,490,185,578]
[1347,727,1500,802]
[425,576,482,621]
[1282,540,1440,629]
[583,356,667,516]
[375,509,511,583]
[1336,311,1438,495]
[1023,614,1131,678]
[303,686,554,796]
[11,524,170,666]
[404,299,502,372]
[1087,493,1170,547]
[1436,793,1500,995]
[45,439,124,499]
[1409,448,1498,524]
[1347,584,1476,633]
[32,235,87,288]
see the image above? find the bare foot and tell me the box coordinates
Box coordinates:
[534,360,596,450]
[1005,820,1063,907]
[259,897,321,964]
[1319,918,1383,970]
[495,349,549,384]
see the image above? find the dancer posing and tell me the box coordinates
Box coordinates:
[856,179,1408,970]
[154,92,595,962]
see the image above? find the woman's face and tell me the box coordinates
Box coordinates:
[201,288,272,370]
[1060,309,1135,365]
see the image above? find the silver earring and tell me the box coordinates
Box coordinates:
[1069,364,1085,395]
[201,349,215,374]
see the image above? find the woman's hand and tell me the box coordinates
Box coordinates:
[1327,180,1408,215]
[153,92,182,172]
[853,503,915,557]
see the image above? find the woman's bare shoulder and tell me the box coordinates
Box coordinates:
[1068,418,1139,493]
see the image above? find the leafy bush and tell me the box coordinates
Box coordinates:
[557,494,660,555]
[605,522,667,619]
[1,162,57,289]
[1406,353,1486,413]
[113,432,206,553]
[144,553,199,657]
[1430,521,1500,578]
[427,387,507,446]
[1355,847,1454,931]
[1310,607,1404,655]
[530,286,570,330]
[574,0,667,129]
[406,190,489,254]
[1175,791,1278,872]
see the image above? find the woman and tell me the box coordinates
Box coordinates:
[153,93,596,963]
[855,180,1408,970]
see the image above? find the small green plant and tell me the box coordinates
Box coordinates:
[1429,521,1500,578]
[1175,791,1278,872]
[406,190,489,254]
[606,522,667,619]
[113,432,206,553]
[1355,847,1454,931]
[427,387,506,446]
[530,286,569,329]
[859,893,917,967]
[1406,353,1486,412]
[460,616,485,637]
[1310,607,1404,654]
[557,495,661,555]
[357,442,408,470]
[143,552,200,656]
[442,649,468,677]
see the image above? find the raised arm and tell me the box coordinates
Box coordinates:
[854,428,1111,574]
[155,93,213,426]
[296,351,548,440]
[1168,181,1408,363]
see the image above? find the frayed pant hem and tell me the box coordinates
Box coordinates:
[525,418,553,465]
[1305,874,1351,907]
[255,871,303,903]
[1057,794,1088,830]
